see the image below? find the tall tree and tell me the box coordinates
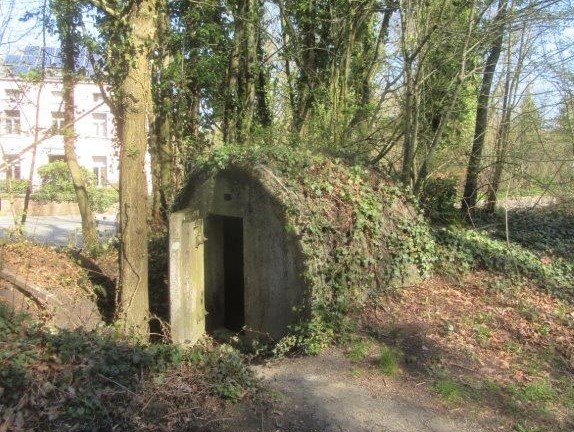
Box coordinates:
[485,22,529,212]
[223,0,269,144]
[21,1,49,231]
[52,0,99,251]
[87,0,160,334]
[461,0,508,217]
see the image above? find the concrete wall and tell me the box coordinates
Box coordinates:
[0,197,81,216]
[170,171,305,343]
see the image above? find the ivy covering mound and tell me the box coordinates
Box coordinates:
[179,145,436,353]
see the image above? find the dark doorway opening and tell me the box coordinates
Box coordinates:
[205,215,245,332]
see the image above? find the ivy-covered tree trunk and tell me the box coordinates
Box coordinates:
[223,0,263,145]
[150,3,174,226]
[88,0,158,333]
[115,0,157,334]
[55,0,99,252]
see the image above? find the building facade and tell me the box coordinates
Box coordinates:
[0,66,118,190]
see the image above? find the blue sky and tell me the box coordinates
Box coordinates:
[0,0,58,57]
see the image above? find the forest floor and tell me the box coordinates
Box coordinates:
[211,271,573,432]
[1,222,573,431]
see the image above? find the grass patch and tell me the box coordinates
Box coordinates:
[510,379,556,404]
[433,377,467,404]
[377,345,402,376]
[514,422,543,432]
[346,338,372,362]
[473,323,492,347]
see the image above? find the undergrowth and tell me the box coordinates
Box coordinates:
[434,206,574,301]
[188,144,436,353]
[0,303,255,431]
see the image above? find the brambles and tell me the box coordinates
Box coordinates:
[0,304,256,431]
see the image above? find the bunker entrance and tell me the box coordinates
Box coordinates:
[205,214,245,333]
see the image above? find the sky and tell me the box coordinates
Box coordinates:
[0,0,59,58]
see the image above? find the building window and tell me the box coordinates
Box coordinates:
[4,155,21,180]
[93,93,103,102]
[48,155,66,164]
[92,156,107,186]
[3,110,21,134]
[92,113,108,138]
[52,90,64,99]
[52,111,65,133]
[5,89,22,102]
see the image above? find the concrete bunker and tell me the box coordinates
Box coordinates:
[169,169,305,344]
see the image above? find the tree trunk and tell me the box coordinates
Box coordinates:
[461,0,507,217]
[116,0,156,334]
[58,0,99,252]
[150,3,173,226]
[223,6,241,144]
[21,1,48,230]
[485,21,526,213]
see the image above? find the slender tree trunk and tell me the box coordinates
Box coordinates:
[256,31,271,127]
[295,13,317,137]
[461,0,507,217]
[400,3,419,186]
[150,3,173,225]
[278,0,296,124]
[350,3,394,130]
[237,0,258,143]
[58,0,99,251]
[485,64,512,212]
[223,4,241,144]
[224,0,264,144]
[21,0,48,229]
[486,21,526,212]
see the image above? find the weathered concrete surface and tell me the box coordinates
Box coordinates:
[170,170,305,343]
[169,210,206,345]
[0,198,82,216]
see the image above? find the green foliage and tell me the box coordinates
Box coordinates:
[0,179,29,194]
[378,345,402,376]
[346,337,372,362]
[32,161,118,212]
[419,176,460,224]
[34,161,78,201]
[514,423,542,432]
[434,224,574,300]
[191,144,436,353]
[0,305,42,404]
[509,379,556,405]
[433,377,468,404]
[89,187,119,213]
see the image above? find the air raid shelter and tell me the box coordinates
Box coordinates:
[169,150,433,345]
[169,165,305,344]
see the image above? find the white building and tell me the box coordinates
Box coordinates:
[0,47,118,190]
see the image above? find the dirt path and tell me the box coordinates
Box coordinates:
[215,349,493,432]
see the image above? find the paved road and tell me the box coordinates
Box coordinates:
[0,214,117,247]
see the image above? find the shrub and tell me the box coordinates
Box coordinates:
[419,176,459,224]
[32,160,118,212]
[0,179,29,194]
